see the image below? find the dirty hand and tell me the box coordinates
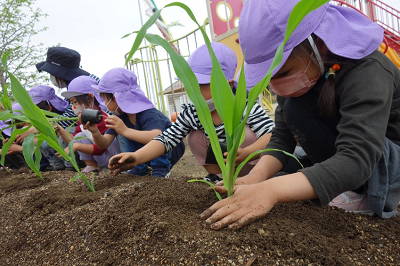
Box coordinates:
[200,182,277,230]
[108,152,137,175]
[105,116,128,136]
[52,123,62,135]
[212,174,250,194]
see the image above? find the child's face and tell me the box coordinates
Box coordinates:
[272,54,320,81]
[69,95,93,109]
[102,95,122,115]
[199,84,212,101]
[69,97,83,108]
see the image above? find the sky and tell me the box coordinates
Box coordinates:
[30,0,400,85]
[31,0,208,79]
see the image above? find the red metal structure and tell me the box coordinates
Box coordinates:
[332,0,400,53]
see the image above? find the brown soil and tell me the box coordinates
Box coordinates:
[1,144,400,266]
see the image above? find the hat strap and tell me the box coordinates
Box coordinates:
[307,36,324,75]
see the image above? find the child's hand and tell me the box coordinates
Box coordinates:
[53,123,62,135]
[223,147,251,167]
[85,121,99,133]
[108,152,137,175]
[6,143,23,155]
[56,144,78,158]
[105,116,128,136]
[200,182,276,230]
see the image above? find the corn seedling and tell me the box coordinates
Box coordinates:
[126,0,327,198]
[1,52,95,192]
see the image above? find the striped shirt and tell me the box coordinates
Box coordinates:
[154,102,275,152]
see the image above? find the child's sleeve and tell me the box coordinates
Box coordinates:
[92,144,106,156]
[153,105,198,153]
[246,102,275,138]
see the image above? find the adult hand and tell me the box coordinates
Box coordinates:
[108,152,137,175]
[200,182,277,230]
[105,116,128,136]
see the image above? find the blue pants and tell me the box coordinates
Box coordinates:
[116,135,185,176]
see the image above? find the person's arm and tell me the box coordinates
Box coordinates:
[108,140,167,175]
[6,143,23,155]
[14,126,37,144]
[86,121,116,150]
[55,124,74,143]
[64,143,94,155]
[200,171,317,230]
[104,115,161,145]
[229,133,272,165]
[91,130,116,150]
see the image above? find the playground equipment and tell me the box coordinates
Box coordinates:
[126,0,400,116]
[331,0,400,54]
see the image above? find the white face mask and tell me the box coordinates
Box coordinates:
[50,74,67,89]
[105,98,122,116]
[205,98,216,112]
[72,104,85,116]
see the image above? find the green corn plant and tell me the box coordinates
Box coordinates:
[126,0,328,197]
[0,52,95,191]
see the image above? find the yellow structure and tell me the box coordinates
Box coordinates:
[379,43,400,68]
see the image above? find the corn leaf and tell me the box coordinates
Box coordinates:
[8,72,58,143]
[22,133,43,180]
[125,9,162,65]
[187,179,222,200]
[143,32,228,178]
[0,126,29,166]
[34,139,44,171]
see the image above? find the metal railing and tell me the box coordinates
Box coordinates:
[125,20,210,118]
[332,0,400,52]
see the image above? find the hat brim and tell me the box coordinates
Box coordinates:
[91,84,106,94]
[193,72,212,85]
[37,61,90,81]
[244,49,292,89]
[61,91,86,99]
[1,127,11,137]
[36,61,45,72]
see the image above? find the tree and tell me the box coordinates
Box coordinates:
[0,0,49,94]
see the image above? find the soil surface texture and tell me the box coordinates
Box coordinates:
[1,145,400,266]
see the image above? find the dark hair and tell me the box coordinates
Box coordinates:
[99,92,114,101]
[55,76,71,87]
[291,35,343,118]
[74,94,100,107]
[36,100,64,115]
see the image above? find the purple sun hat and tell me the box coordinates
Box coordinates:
[29,85,69,112]
[0,120,11,137]
[188,42,237,84]
[2,103,24,136]
[92,68,154,114]
[61,76,105,108]
[239,0,383,89]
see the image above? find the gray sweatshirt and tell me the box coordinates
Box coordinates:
[263,50,400,208]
